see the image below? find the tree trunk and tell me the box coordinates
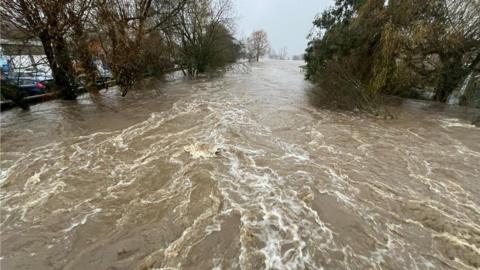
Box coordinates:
[53,35,78,100]
[468,54,480,71]
[434,52,464,102]
[39,31,77,100]
[73,27,98,92]
[39,31,57,79]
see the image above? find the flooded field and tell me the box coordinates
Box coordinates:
[1,60,479,270]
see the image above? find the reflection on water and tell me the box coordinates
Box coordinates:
[1,60,479,269]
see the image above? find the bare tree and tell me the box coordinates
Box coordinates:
[1,0,241,100]
[170,0,238,76]
[278,46,288,60]
[0,0,93,99]
[248,30,269,62]
[94,0,187,96]
[432,0,480,100]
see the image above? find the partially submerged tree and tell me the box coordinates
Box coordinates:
[269,46,288,60]
[170,0,239,76]
[278,47,288,60]
[0,0,93,99]
[94,0,187,96]
[305,0,480,112]
[1,0,244,100]
[432,0,480,101]
[247,30,269,62]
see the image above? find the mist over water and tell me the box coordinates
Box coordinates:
[1,61,479,269]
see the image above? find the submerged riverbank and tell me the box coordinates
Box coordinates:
[1,60,479,269]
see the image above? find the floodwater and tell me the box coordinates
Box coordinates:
[1,60,479,270]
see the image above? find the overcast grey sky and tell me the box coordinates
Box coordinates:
[234,0,333,57]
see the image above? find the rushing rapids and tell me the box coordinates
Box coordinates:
[1,61,479,270]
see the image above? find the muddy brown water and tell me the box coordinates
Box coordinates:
[1,60,479,270]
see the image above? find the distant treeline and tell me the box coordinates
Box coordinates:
[304,0,480,113]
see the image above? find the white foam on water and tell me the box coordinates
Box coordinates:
[440,118,477,129]
[2,62,480,269]
[63,207,102,232]
[184,142,218,159]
